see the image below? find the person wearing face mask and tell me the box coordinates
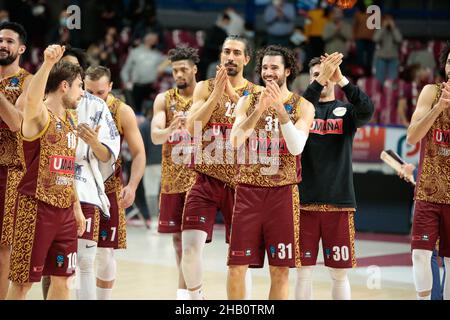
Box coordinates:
[264,0,296,47]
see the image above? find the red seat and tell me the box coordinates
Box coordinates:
[356,77,382,124]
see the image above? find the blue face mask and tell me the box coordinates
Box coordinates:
[60,17,67,27]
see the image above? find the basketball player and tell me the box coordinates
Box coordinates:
[182,35,261,300]
[0,21,32,300]
[7,45,85,300]
[151,46,198,300]
[407,42,450,300]
[84,65,145,300]
[61,48,120,300]
[295,53,374,300]
[41,48,121,300]
[228,45,315,300]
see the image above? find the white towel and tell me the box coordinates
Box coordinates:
[75,92,121,219]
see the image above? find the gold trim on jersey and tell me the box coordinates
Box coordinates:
[292,185,301,267]
[0,167,23,246]
[21,113,51,142]
[348,211,357,268]
[301,204,356,212]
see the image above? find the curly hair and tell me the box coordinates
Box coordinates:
[255,45,300,85]
[168,46,200,65]
[440,41,450,76]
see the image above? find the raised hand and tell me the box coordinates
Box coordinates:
[43,44,65,66]
[317,52,343,85]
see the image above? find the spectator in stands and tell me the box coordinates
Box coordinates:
[131,7,164,50]
[223,7,245,36]
[120,30,165,113]
[407,40,436,77]
[264,0,296,47]
[198,12,229,80]
[373,13,402,84]
[323,7,352,70]
[353,2,375,76]
[303,1,328,63]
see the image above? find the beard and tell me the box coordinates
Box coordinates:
[62,94,79,110]
[0,51,18,66]
[225,62,239,76]
[176,81,188,89]
[263,77,285,88]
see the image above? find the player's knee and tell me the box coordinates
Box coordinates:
[228,265,247,280]
[328,268,348,281]
[172,233,182,250]
[412,249,432,266]
[296,266,314,280]
[270,266,289,281]
[96,248,116,281]
[78,250,96,271]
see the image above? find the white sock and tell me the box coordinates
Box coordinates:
[76,239,97,300]
[443,257,450,300]
[244,269,252,300]
[97,287,113,300]
[181,230,207,295]
[412,249,433,299]
[295,266,314,300]
[188,287,204,300]
[176,289,190,300]
[329,268,351,300]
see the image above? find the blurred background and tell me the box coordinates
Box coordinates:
[4,0,450,235]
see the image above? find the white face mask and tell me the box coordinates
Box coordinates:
[272,0,282,6]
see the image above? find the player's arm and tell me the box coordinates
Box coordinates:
[186,66,227,135]
[230,95,256,148]
[151,92,177,144]
[0,73,32,131]
[279,98,314,156]
[407,83,450,145]
[73,182,86,237]
[119,103,146,208]
[23,46,64,138]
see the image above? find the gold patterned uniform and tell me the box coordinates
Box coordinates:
[98,94,127,249]
[182,79,260,243]
[9,110,78,283]
[0,68,30,246]
[158,88,197,233]
[411,83,450,257]
[228,92,303,268]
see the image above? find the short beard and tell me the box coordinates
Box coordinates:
[176,82,188,89]
[62,95,78,110]
[0,53,18,66]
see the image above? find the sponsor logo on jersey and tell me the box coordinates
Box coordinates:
[433,129,450,147]
[101,230,108,241]
[231,250,245,257]
[333,107,347,117]
[56,254,64,268]
[5,77,20,90]
[269,245,276,259]
[49,155,75,174]
[325,248,331,259]
[209,123,233,137]
[249,137,289,155]
[310,119,343,135]
[245,249,251,257]
[33,265,44,272]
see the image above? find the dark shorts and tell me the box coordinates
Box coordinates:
[98,191,127,249]
[227,184,301,268]
[182,173,233,243]
[9,194,77,283]
[158,192,187,233]
[411,200,450,257]
[79,203,100,242]
[0,166,22,246]
[299,209,356,268]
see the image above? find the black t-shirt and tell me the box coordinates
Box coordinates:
[299,80,375,207]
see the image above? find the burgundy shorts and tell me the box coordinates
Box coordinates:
[228,184,301,268]
[0,166,22,246]
[98,191,127,249]
[79,203,100,242]
[158,192,187,233]
[299,209,356,268]
[9,194,77,283]
[411,200,450,257]
[182,173,233,243]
